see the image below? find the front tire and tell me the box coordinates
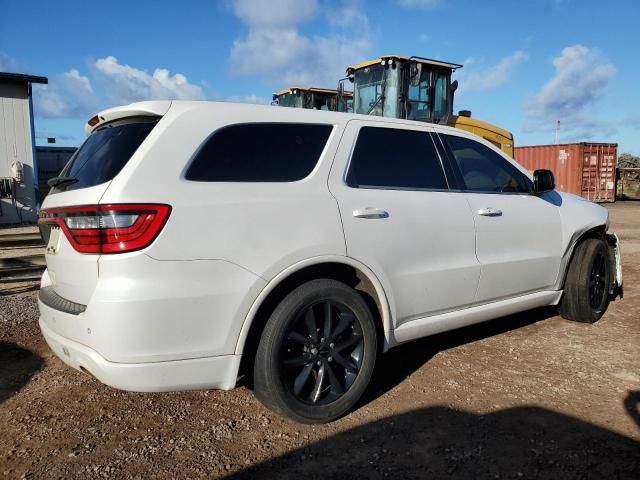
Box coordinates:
[559,238,611,323]
[253,279,378,424]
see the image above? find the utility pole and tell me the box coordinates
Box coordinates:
[555,119,560,144]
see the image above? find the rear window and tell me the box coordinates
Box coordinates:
[51,117,158,193]
[185,123,333,182]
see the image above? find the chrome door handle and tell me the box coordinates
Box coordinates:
[353,208,389,219]
[477,208,502,217]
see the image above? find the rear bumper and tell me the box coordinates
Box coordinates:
[39,316,240,392]
[38,254,266,364]
[37,253,267,392]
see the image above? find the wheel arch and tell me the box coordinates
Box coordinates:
[555,224,608,290]
[235,256,394,380]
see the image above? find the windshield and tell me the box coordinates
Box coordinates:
[354,65,385,115]
[51,117,157,193]
[309,93,336,111]
[277,93,303,108]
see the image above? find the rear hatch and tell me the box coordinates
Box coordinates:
[39,102,169,305]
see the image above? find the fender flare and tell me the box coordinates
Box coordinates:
[553,224,607,291]
[234,255,396,356]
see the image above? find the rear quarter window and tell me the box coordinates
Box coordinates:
[51,117,158,193]
[185,123,333,182]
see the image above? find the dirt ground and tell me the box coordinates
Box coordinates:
[1,203,638,479]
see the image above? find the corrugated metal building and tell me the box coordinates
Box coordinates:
[0,72,48,224]
[35,146,76,204]
[514,143,617,202]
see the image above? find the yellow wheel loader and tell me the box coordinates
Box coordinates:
[341,55,514,156]
[273,87,353,113]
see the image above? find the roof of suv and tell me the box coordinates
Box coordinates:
[87,100,470,137]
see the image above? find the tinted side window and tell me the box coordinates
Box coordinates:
[52,117,158,193]
[442,134,530,193]
[186,123,333,182]
[346,127,448,190]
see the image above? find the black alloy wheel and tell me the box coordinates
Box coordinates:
[282,300,364,405]
[559,238,611,323]
[253,279,378,423]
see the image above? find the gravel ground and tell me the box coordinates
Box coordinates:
[0,202,638,479]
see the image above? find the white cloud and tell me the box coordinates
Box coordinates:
[232,0,317,27]
[66,69,93,94]
[34,69,96,118]
[229,0,372,87]
[524,45,615,137]
[525,45,615,120]
[94,56,205,104]
[459,50,528,92]
[397,0,442,8]
[31,56,206,119]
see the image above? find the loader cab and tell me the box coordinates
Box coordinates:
[272,87,353,113]
[346,55,514,157]
[347,55,461,123]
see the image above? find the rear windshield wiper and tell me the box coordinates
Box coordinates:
[47,176,78,188]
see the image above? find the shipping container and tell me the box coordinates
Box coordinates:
[617,168,640,200]
[35,146,76,203]
[514,143,617,202]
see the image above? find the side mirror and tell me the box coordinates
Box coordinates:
[533,169,555,194]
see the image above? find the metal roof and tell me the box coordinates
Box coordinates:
[347,55,463,73]
[274,87,353,97]
[0,72,48,85]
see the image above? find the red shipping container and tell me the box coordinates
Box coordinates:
[514,143,617,202]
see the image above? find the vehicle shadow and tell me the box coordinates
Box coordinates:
[0,341,43,403]
[227,405,639,479]
[364,306,559,406]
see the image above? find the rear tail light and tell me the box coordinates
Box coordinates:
[39,204,171,254]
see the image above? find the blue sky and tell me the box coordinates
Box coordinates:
[1,0,639,154]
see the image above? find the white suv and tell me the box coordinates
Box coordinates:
[38,101,623,423]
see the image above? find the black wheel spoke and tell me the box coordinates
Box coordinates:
[324,360,345,395]
[334,335,362,353]
[305,308,318,343]
[310,362,326,404]
[293,363,314,396]
[329,313,355,342]
[284,355,311,368]
[287,331,308,344]
[323,302,332,341]
[332,351,358,373]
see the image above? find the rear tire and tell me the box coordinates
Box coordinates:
[559,238,611,323]
[253,279,377,424]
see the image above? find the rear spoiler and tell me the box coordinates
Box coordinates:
[84,101,172,135]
